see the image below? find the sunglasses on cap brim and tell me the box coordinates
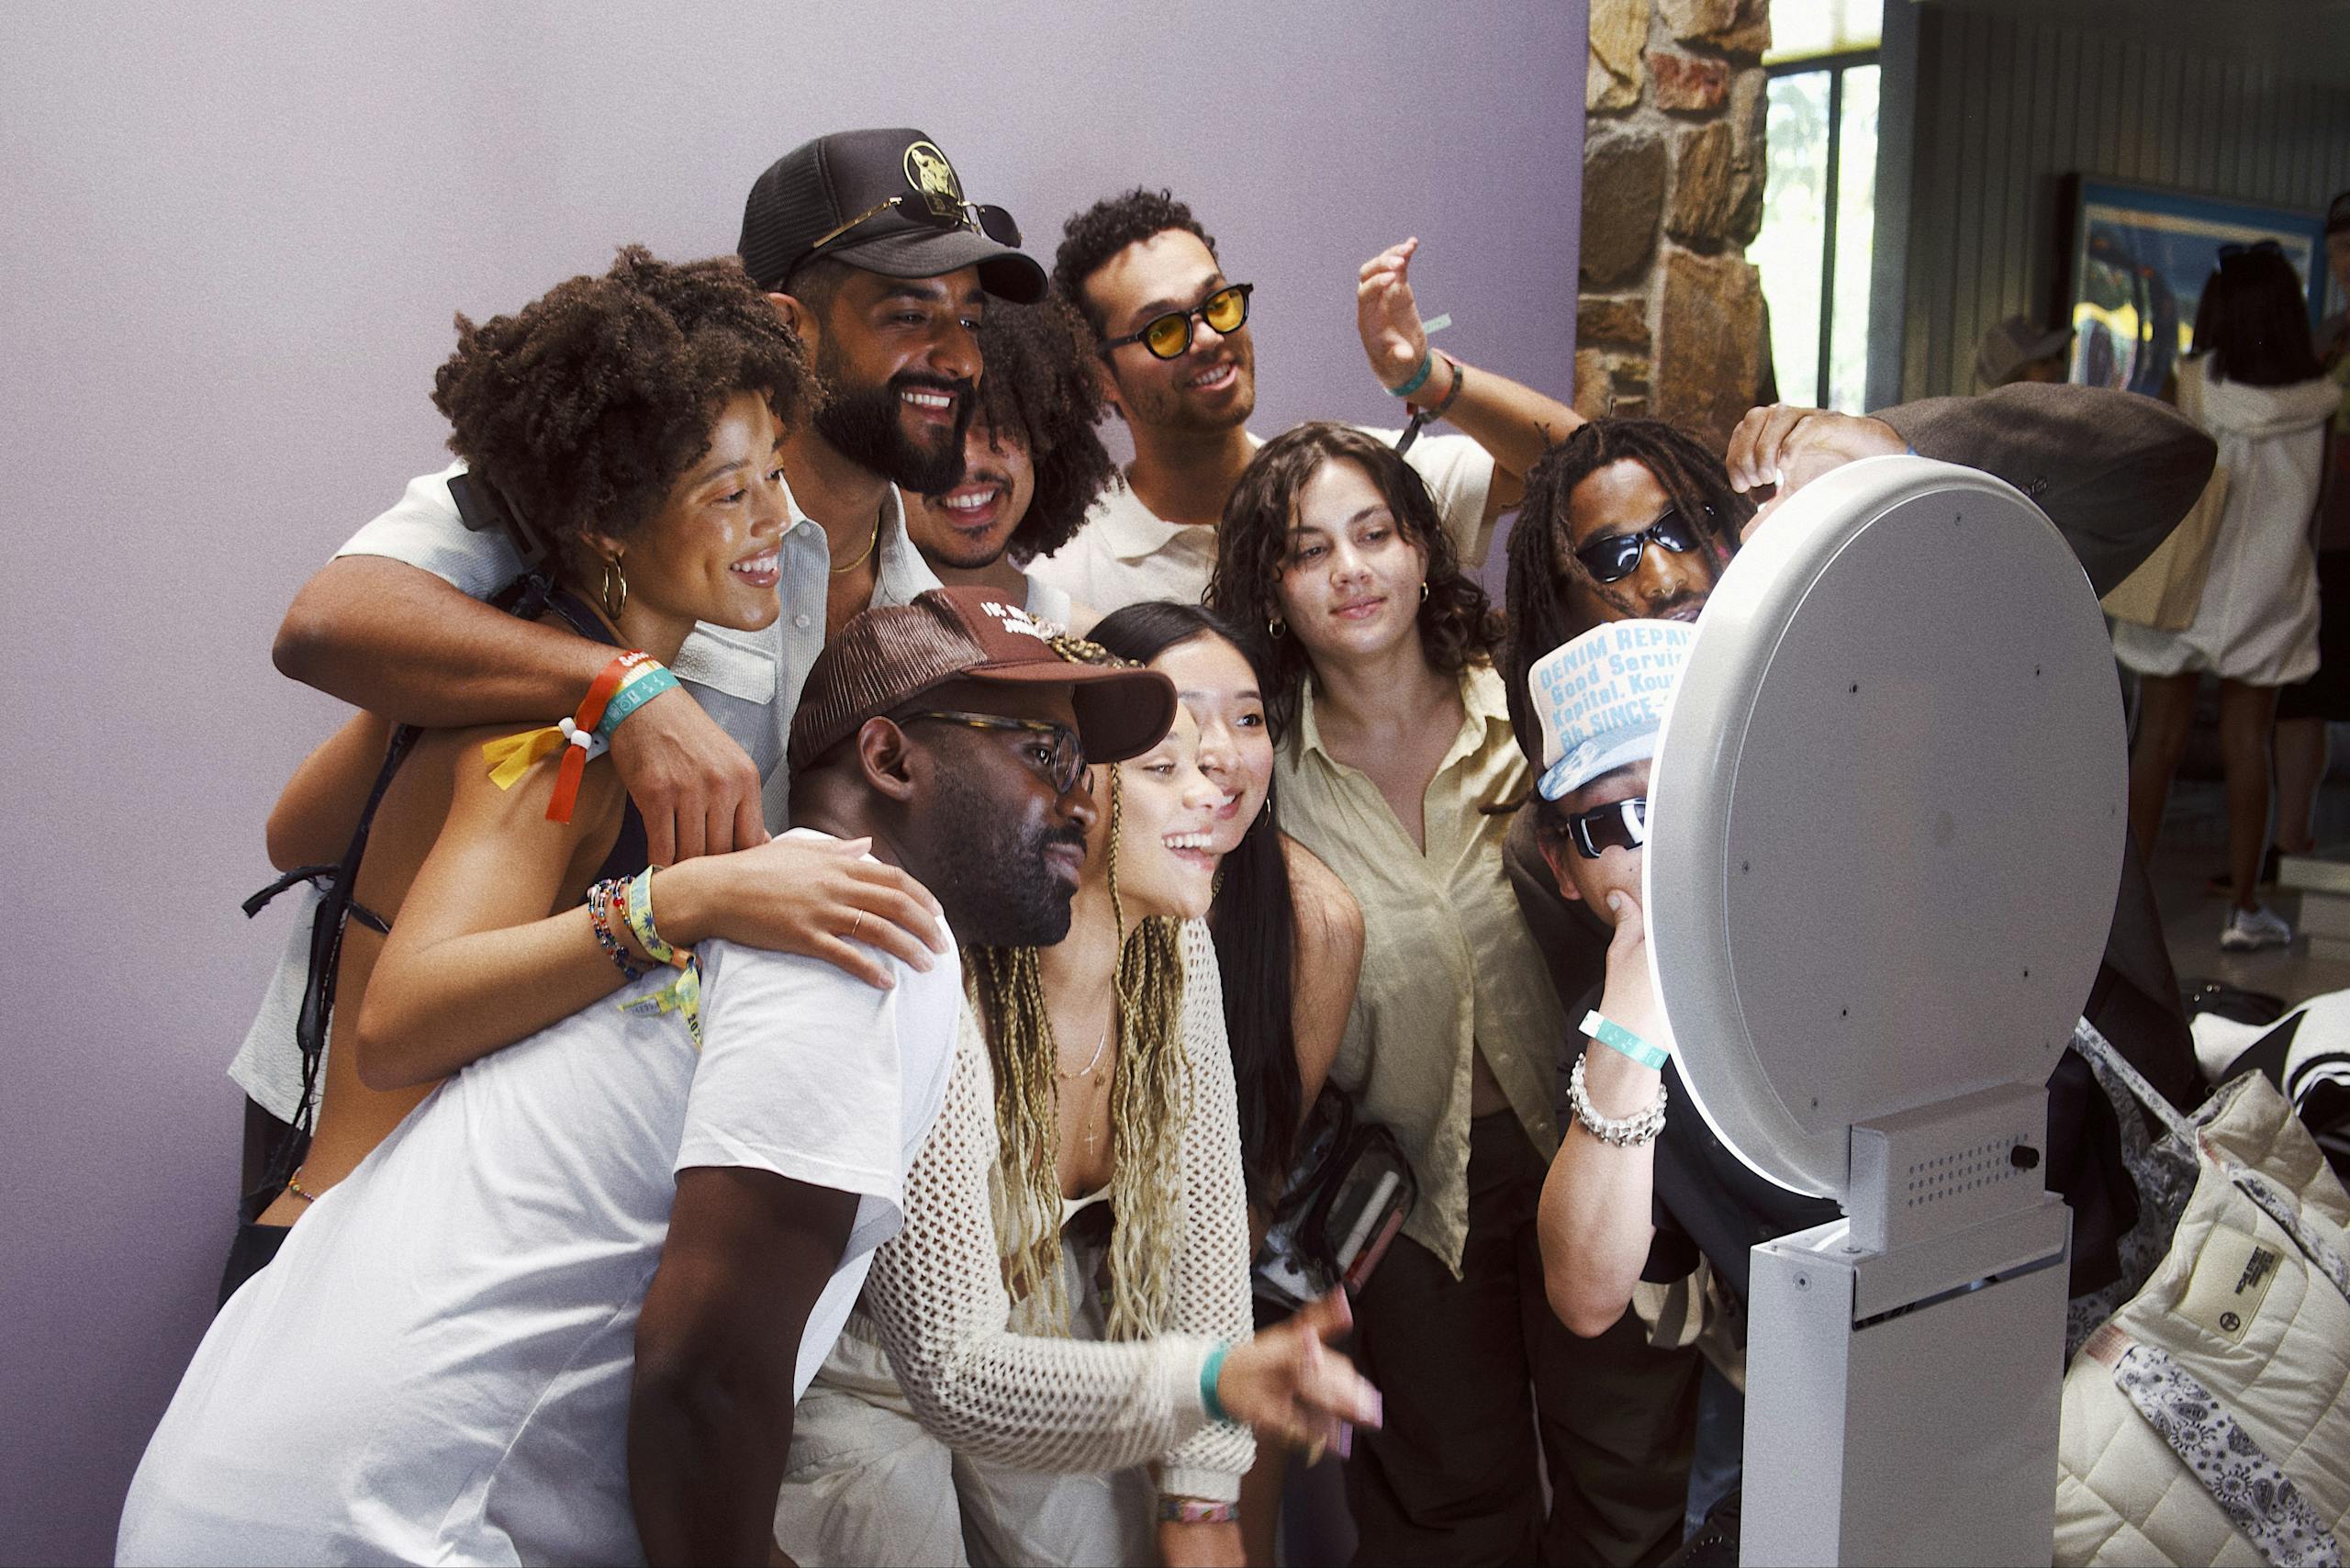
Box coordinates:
[808,192,1022,260]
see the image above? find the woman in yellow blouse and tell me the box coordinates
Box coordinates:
[1207,422,1694,1566]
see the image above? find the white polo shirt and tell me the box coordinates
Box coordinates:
[126,840,962,1567]
[1025,428,1495,614]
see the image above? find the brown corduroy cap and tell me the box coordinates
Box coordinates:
[789,586,1176,775]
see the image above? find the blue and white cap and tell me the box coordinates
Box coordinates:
[1531,621,1695,801]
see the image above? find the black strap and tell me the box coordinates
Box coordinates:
[259,568,554,1185]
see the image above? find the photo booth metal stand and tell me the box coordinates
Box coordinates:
[1646,457,2127,1566]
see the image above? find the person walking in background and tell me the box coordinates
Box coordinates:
[2268,192,2350,876]
[2115,241,2340,950]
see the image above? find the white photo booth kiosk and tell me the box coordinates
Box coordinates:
[1646,457,2128,1566]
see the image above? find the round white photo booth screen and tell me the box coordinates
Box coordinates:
[1643,455,2126,1200]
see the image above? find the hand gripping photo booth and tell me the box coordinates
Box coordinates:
[1647,457,2127,1567]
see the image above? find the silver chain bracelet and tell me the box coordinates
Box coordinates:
[1568,1050,1667,1147]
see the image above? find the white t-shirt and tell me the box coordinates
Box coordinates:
[229,467,943,1120]
[127,839,962,1567]
[1025,428,1495,614]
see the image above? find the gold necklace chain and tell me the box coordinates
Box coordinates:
[1056,1018,1112,1081]
[829,503,884,576]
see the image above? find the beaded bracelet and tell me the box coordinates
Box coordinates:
[587,878,646,980]
[1158,1496,1240,1525]
[1568,1050,1667,1147]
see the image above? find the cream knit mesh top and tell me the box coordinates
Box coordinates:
[852,917,1259,1502]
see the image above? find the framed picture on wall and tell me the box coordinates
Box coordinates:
[2060,176,2331,397]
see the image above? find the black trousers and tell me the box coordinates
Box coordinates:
[1346,1113,1701,1566]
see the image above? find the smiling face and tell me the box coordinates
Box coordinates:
[1148,631,1270,857]
[1534,759,1651,922]
[805,266,984,493]
[902,414,1036,571]
[1085,230,1255,434]
[589,389,789,646]
[1275,457,1430,666]
[1557,458,1720,627]
[1100,707,1225,920]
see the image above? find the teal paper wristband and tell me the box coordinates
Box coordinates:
[1581,1010,1669,1071]
[596,665,680,742]
[1200,1341,1235,1424]
[1388,350,1434,398]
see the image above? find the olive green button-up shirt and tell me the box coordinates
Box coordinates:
[1275,663,1565,1275]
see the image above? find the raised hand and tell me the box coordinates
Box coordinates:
[1358,238,1442,396]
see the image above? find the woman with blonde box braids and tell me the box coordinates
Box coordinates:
[775,629,1375,1568]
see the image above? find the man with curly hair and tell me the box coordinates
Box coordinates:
[900,295,1118,631]
[1029,188,1583,615]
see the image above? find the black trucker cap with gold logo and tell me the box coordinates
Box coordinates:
[738,128,1046,303]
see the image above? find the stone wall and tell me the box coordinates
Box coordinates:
[1582,0,1772,449]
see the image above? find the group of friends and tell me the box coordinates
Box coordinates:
[118,127,2226,1567]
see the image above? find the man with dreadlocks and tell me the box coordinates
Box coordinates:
[775,618,1374,1568]
[901,293,1119,631]
[1498,392,2219,1541]
[1501,394,2217,1093]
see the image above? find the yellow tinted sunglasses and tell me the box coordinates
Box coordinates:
[1098,283,1254,360]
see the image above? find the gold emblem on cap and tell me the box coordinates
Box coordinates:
[903,140,963,219]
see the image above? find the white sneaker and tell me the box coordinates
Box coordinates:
[2220,904,2293,951]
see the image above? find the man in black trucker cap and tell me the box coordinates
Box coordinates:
[264,129,1045,895]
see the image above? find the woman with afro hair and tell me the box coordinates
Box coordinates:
[224,248,948,1296]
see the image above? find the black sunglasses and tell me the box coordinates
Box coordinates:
[1572,506,1708,584]
[901,711,1086,795]
[807,192,1022,261]
[1565,796,1649,860]
[1098,283,1253,361]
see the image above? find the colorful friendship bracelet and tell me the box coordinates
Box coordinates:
[618,867,703,1049]
[1199,1341,1235,1425]
[1580,1009,1669,1071]
[1158,1496,1240,1525]
[593,661,680,744]
[586,878,646,981]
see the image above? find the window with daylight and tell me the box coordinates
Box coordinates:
[1747,0,1882,412]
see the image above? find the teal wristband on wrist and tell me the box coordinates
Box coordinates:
[595,665,680,742]
[1388,350,1434,399]
[1200,1341,1234,1424]
[1581,1009,1670,1070]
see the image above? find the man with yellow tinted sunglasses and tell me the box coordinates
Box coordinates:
[1029,188,1584,614]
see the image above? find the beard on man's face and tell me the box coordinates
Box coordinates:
[917,763,1085,949]
[812,340,975,494]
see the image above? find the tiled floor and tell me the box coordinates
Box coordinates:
[2147,778,2350,1010]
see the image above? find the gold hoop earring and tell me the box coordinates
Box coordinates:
[599,555,629,620]
[1267,616,1287,639]
[1419,581,1430,603]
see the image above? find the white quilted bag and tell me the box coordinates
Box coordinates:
[2056,1025,2350,1567]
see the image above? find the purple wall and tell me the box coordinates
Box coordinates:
[0,4,1582,1557]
